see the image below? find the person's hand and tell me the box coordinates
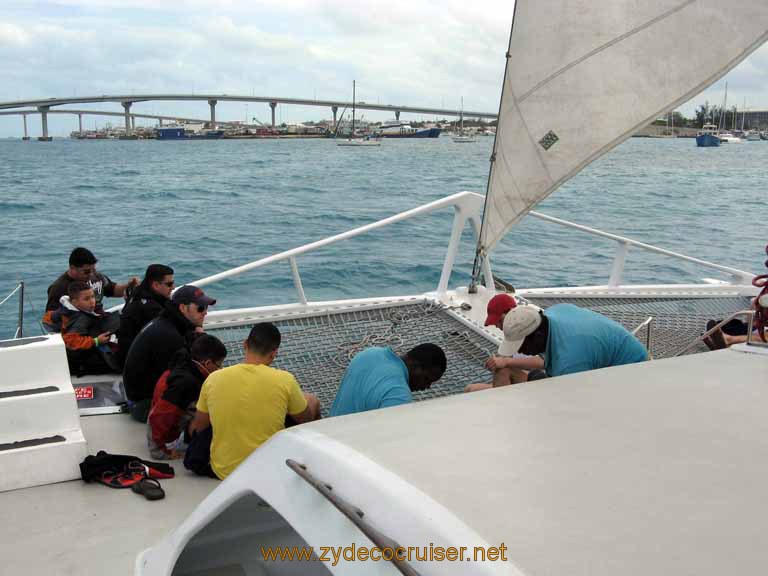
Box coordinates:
[96,332,111,345]
[485,356,508,371]
[127,277,140,288]
[194,326,205,333]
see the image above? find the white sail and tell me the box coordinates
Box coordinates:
[479,0,768,254]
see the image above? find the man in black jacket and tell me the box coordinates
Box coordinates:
[123,285,216,422]
[117,264,175,368]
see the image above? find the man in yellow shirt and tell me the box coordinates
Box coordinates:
[186,322,320,480]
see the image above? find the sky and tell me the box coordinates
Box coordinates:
[1,0,767,137]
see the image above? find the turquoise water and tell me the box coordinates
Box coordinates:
[0,136,765,338]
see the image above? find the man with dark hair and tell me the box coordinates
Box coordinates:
[117,263,175,367]
[45,247,138,315]
[147,334,227,460]
[186,322,321,480]
[330,343,447,417]
[123,284,216,423]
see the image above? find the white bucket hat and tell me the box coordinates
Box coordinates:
[497,303,543,356]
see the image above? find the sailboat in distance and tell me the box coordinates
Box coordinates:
[337,80,381,147]
[452,96,476,143]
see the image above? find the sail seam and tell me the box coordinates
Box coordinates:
[518,0,696,103]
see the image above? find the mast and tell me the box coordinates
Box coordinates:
[469,4,519,291]
[460,97,464,135]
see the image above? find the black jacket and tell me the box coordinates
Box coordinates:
[162,349,207,410]
[117,284,168,367]
[122,302,197,402]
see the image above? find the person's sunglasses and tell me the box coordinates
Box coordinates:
[162,281,175,287]
[196,305,208,313]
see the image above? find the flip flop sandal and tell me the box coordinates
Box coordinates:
[131,477,165,501]
[704,329,727,351]
[126,459,175,480]
[96,469,146,489]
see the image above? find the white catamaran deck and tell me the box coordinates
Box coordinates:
[0,415,219,576]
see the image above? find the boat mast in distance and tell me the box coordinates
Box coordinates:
[453,96,476,143]
[337,80,381,147]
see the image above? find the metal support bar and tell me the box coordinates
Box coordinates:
[437,208,467,295]
[529,210,753,284]
[631,315,653,356]
[289,256,307,305]
[286,459,421,576]
[467,215,494,289]
[17,281,24,339]
[608,241,629,287]
[674,309,754,357]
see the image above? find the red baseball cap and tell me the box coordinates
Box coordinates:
[484,293,517,327]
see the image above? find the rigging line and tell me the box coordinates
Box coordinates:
[23,288,45,335]
[471,0,519,287]
[518,0,696,103]
[0,283,22,308]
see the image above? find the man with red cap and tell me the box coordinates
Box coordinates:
[466,294,546,392]
[467,300,648,393]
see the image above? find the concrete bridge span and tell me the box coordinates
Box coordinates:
[0,93,497,140]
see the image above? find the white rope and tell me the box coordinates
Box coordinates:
[0,284,21,308]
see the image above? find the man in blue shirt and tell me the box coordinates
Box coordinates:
[330,344,447,416]
[468,303,647,391]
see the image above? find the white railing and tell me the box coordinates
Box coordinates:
[528,211,754,286]
[190,191,493,302]
[0,282,25,339]
[180,192,754,309]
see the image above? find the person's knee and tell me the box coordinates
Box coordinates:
[464,383,493,393]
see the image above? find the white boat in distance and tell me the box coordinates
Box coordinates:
[2,2,768,576]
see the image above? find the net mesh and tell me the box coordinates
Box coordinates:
[205,294,752,415]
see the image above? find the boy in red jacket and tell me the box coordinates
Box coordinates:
[147,334,227,460]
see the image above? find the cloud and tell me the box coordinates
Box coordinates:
[1,0,768,137]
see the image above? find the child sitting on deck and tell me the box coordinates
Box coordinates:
[147,334,227,460]
[50,281,121,376]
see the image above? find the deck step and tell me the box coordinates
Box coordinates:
[0,334,89,492]
[0,428,87,492]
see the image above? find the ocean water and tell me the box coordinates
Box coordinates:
[0,136,765,338]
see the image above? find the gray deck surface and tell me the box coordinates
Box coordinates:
[300,348,768,576]
[0,415,218,576]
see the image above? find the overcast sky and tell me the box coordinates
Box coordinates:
[1,0,767,136]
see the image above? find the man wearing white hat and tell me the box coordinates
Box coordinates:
[467,302,648,392]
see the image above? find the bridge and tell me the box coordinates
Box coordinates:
[0,94,497,140]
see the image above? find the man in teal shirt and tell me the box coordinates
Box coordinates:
[467,302,647,393]
[330,344,447,416]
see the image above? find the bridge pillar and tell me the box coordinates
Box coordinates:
[122,102,132,136]
[78,113,83,136]
[38,106,52,141]
[208,99,217,127]
[22,113,29,140]
[270,102,277,128]
[131,116,136,131]
[332,105,338,125]
[159,118,163,126]
[395,110,401,121]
